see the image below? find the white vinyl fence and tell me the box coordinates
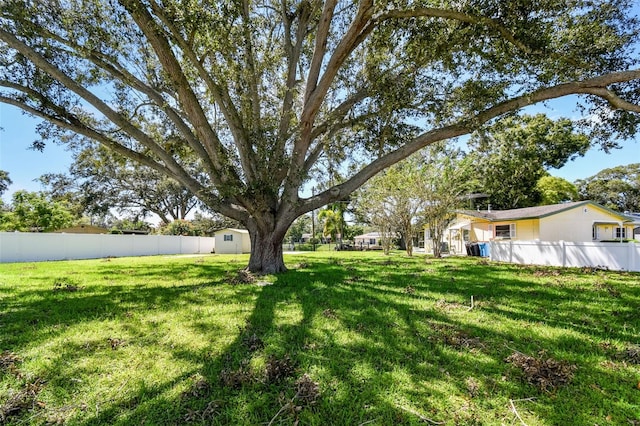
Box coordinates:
[0,232,215,263]
[489,240,640,272]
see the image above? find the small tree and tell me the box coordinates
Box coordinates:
[318,206,346,247]
[356,157,426,256]
[161,219,200,236]
[0,190,74,232]
[343,224,364,243]
[108,218,153,234]
[420,147,473,258]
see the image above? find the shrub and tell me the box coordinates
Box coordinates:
[161,220,201,236]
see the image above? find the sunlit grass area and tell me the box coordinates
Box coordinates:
[1,252,639,425]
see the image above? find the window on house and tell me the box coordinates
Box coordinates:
[462,229,470,242]
[224,234,233,242]
[495,224,516,239]
[592,226,599,240]
[369,238,376,245]
[615,227,627,239]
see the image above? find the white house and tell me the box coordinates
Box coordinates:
[353,232,384,250]
[214,228,251,254]
[438,201,639,255]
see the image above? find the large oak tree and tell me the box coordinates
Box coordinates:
[576,163,640,212]
[40,143,202,225]
[467,114,591,209]
[2,1,640,272]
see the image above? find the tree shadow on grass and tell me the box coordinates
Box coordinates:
[1,255,639,425]
[118,257,640,424]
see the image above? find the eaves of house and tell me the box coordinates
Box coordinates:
[457,201,636,223]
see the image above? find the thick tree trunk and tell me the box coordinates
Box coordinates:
[246,226,287,274]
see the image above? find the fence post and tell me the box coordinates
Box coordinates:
[561,240,567,267]
[509,240,513,263]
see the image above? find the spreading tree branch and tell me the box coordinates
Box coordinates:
[297,69,640,215]
[119,0,237,186]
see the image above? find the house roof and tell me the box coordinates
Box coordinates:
[459,201,636,223]
[215,228,249,235]
[54,224,109,234]
[354,232,383,238]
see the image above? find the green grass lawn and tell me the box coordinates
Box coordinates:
[0,252,639,425]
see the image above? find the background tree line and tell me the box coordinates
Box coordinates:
[2,114,638,248]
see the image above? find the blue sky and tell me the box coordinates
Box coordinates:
[1,95,639,204]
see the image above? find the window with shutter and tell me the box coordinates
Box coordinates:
[495,224,516,239]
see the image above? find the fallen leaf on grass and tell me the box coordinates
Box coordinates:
[0,351,21,372]
[295,374,320,406]
[322,308,337,319]
[265,355,297,384]
[219,365,254,389]
[619,345,640,365]
[0,379,45,422]
[505,351,577,392]
[228,270,256,285]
